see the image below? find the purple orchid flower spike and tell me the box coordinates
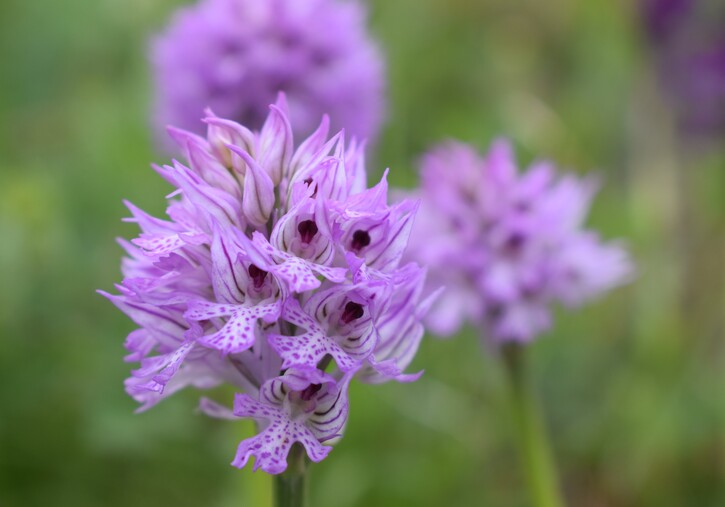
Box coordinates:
[405,139,633,344]
[640,0,725,141]
[151,0,386,149]
[399,138,634,507]
[100,98,435,478]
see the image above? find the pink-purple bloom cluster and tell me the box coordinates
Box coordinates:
[100,96,433,474]
[406,140,633,343]
[151,0,385,147]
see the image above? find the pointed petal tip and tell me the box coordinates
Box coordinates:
[225,142,254,162]
[273,91,289,111]
[96,289,112,299]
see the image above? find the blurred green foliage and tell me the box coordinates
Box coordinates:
[0,0,723,506]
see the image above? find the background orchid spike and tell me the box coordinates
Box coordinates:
[151,0,385,149]
[100,95,433,474]
[405,139,634,343]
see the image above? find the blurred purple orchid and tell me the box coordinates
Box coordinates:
[405,140,633,343]
[641,0,725,139]
[151,0,385,149]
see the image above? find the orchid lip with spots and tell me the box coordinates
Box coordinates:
[100,94,434,474]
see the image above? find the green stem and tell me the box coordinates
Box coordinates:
[502,343,566,507]
[274,444,308,507]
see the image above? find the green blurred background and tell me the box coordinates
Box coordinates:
[1,0,723,505]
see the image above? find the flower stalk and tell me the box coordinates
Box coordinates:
[502,343,565,507]
[274,444,308,507]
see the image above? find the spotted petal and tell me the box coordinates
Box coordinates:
[231,394,331,474]
[185,300,281,355]
[128,340,196,393]
[124,201,206,257]
[239,232,346,294]
[267,299,362,371]
[255,232,347,283]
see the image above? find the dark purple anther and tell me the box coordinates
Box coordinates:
[351,230,371,251]
[341,301,365,324]
[299,383,322,401]
[248,264,268,289]
[297,220,319,244]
